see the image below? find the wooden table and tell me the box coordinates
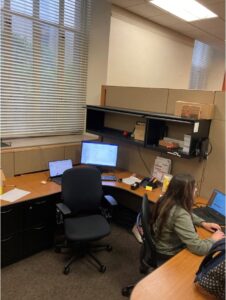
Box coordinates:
[0,169,161,207]
[1,167,211,300]
[131,227,216,300]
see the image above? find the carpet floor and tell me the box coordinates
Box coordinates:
[1,224,144,300]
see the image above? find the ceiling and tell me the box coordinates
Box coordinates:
[108,0,225,52]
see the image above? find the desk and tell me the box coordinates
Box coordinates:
[131,229,215,300]
[0,169,160,207]
[1,168,210,300]
[1,169,155,267]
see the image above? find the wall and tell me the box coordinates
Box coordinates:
[107,6,194,89]
[86,0,111,105]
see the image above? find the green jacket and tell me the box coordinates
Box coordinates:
[153,205,214,256]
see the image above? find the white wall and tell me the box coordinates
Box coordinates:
[206,47,225,90]
[107,6,194,89]
[86,0,111,105]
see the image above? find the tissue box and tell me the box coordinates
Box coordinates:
[175,101,214,119]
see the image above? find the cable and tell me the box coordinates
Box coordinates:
[137,146,150,174]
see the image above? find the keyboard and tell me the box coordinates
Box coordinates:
[101,175,117,181]
[193,207,225,225]
[51,177,62,185]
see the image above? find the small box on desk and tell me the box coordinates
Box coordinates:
[174,101,214,119]
[133,122,145,141]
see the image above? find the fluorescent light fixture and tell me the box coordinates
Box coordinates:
[150,0,218,21]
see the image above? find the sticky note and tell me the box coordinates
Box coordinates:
[145,186,152,191]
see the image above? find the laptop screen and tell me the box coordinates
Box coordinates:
[209,190,225,217]
[49,159,72,177]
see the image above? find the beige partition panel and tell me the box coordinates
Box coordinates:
[166,89,215,114]
[14,148,44,175]
[104,86,168,113]
[200,91,226,197]
[64,144,81,164]
[40,145,65,169]
[1,152,14,177]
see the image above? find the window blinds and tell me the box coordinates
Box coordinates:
[1,0,92,138]
[189,40,213,90]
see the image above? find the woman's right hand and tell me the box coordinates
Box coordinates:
[211,230,225,241]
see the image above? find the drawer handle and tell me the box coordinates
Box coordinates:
[35,201,46,205]
[34,225,45,230]
[1,209,13,214]
[2,236,13,242]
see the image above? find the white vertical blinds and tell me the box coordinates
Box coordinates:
[189,40,213,90]
[1,0,92,138]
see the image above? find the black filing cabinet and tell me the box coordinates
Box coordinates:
[1,195,57,267]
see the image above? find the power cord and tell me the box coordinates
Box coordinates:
[137,146,150,174]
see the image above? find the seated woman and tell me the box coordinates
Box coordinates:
[150,173,224,258]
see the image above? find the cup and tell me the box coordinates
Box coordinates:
[162,174,173,193]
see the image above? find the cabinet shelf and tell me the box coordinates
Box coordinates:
[86,105,211,160]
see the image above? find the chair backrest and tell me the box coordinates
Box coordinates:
[62,166,103,215]
[141,193,158,269]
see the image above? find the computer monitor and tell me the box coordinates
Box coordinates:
[80,141,118,168]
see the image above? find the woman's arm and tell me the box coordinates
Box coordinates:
[173,208,215,256]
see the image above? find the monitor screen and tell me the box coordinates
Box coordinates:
[49,159,73,177]
[209,190,225,217]
[80,141,118,168]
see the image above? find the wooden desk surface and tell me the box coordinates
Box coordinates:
[0,169,161,207]
[131,229,216,300]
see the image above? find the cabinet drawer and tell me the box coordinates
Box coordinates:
[23,226,55,257]
[1,233,23,267]
[1,205,22,238]
[23,197,56,229]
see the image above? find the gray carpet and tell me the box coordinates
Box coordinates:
[1,224,143,300]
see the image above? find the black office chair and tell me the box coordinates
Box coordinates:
[122,194,171,297]
[56,166,112,275]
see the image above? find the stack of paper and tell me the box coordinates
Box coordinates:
[122,176,141,185]
[0,188,30,202]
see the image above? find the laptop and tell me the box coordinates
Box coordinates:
[193,189,225,226]
[48,159,73,185]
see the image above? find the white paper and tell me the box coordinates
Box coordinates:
[0,188,30,202]
[122,176,141,185]
[194,122,199,133]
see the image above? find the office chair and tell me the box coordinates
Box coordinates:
[56,166,112,275]
[122,194,170,297]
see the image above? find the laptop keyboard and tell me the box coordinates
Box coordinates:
[51,177,62,185]
[101,175,117,181]
[193,207,225,225]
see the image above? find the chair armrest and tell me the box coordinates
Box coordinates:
[56,203,72,216]
[104,195,118,206]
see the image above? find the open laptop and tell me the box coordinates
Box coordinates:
[48,159,73,185]
[193,189,225,226]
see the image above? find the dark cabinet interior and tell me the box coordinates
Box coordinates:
[86,105,211,159]
[1,195,58,267]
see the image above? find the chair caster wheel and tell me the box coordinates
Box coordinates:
[121,286,133,297]
[106,245,112,252]
[63,266,70,275]
[99,265,106,273]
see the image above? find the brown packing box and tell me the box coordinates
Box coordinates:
[134,122,145,141]
[174,101,214,119]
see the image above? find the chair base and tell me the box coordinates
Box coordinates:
[61,243,112,275]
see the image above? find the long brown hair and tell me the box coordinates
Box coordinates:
[150,173,195,235]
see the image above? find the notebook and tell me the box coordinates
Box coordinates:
[48,159,73,185]
[193,189,225,226]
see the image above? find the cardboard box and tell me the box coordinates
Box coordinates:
[134,122,145,141]
[174,101,214,119]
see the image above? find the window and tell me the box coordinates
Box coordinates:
[1,0,92,138]
[189,40,213,89]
